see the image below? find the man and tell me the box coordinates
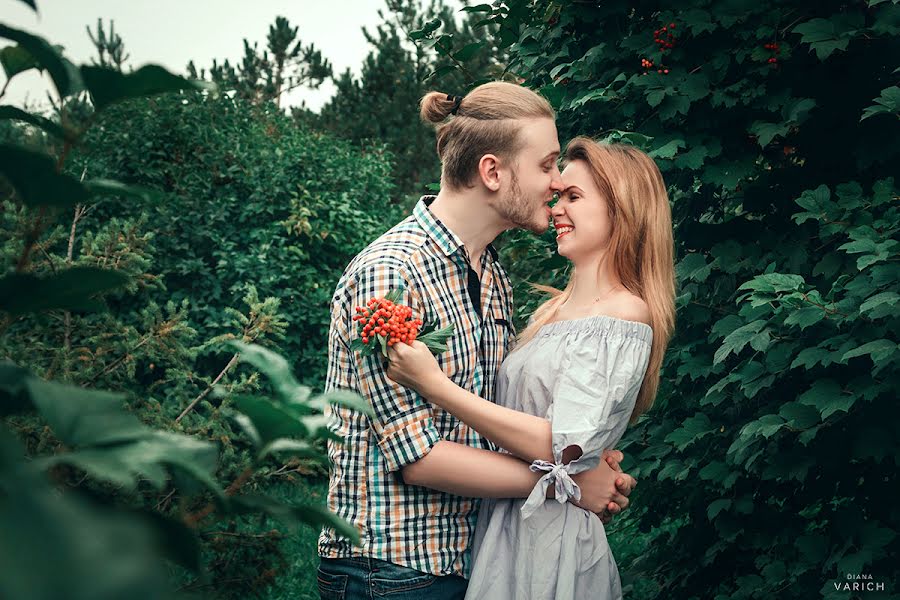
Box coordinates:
[317,82,637,600]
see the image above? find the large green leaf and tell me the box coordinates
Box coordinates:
[0,144,89,208]
[84,178,163,203]
[24,377,145,447]
[0,105,73,141]
[230,494,361,546]
[0,25,79,96]
[227,340,311,406]
[231,395,308,445]
[81,64,214,111]
[35,431,220,494]
[664,413,716,451]
[0,267,128,316]
[0,44,38,79]
[0,432,173,599]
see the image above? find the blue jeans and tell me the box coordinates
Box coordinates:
[317,556,468,600]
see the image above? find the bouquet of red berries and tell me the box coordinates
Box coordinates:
[349,287,454,358]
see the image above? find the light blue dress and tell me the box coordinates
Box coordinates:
[465,315,653,600]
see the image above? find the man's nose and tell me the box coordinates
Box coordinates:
[549,167,564,192]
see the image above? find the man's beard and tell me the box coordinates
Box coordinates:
[497,170,548,235]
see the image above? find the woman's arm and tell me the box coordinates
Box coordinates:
[386,341,559,463]
[424,376,556,464]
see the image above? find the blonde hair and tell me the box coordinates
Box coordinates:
[420,82,555,190]
[515,137,676,424]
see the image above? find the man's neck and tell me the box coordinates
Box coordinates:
[428,190,507,267]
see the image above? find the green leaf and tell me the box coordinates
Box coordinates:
[84,179,163,203]
[383,286,406,304]
[682,9,716,34]
[665,413,715,450]
[676,253,712,282]
[308,389,374,417]
[698,461,730,483]
[648,138,685,159]
[841,339,898,366]
[713,320,766,364]
[410,18,442,40]
[0,25,79,97]
[0,267,129,316]
[0,144,89,208]
[460,4,492,13]
[798,379,856,419]
[227,341,311,405]
[81,64,214,111]
[454,42,485,62]
[231,395,307,446]
[417,323,455,354]
[645,88,669,108]
[0,45,38,79]
[778,402,820,429]
[792,15,862,60]
[783,306,826,330]
[230,494,361,546]
[23,377,146,447]
[790,346,832,370]
[860,85,900,121]
[738,273,805,294]
[15,0,37,10]
[859,291,900,316]
[258,439,323,462]
[749,121,789,147]
[36,431,220,494]
[707,498,732,520]
[0,105,72,141]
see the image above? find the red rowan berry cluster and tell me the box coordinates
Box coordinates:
[764,42,781,64]
[641,58,668,75]
[354,298,423,347]
[654,23,676,51]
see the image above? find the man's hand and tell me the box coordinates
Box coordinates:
[570,449,636,523]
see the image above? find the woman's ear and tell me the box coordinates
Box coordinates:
[477,154,502,192]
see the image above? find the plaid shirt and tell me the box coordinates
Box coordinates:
[317,196,515,577]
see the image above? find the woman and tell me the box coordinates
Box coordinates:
[386,137,676,600]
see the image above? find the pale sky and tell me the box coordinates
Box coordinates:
[2,0,462,112]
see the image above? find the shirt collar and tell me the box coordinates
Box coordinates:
[413,195,499,263]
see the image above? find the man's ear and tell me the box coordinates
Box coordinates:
[477,154,502,192]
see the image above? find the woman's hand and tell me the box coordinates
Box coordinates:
[386,340,448,398]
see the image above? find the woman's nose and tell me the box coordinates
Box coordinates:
[550,199,565,218]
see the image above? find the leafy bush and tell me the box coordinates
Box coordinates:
[1,6,383,599]
[420,1,898,598]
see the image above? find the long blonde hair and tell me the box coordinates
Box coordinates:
[420,82,555,190]
[515,137,676,423]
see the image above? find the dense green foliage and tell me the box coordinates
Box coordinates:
[1,7,390,599]
[430,1,898,598]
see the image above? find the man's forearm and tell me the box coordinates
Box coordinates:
[401,439,550,499]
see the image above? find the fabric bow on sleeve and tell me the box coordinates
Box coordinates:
[520,459,581,520]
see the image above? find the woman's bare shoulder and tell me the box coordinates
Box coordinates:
[595,290,651,325]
